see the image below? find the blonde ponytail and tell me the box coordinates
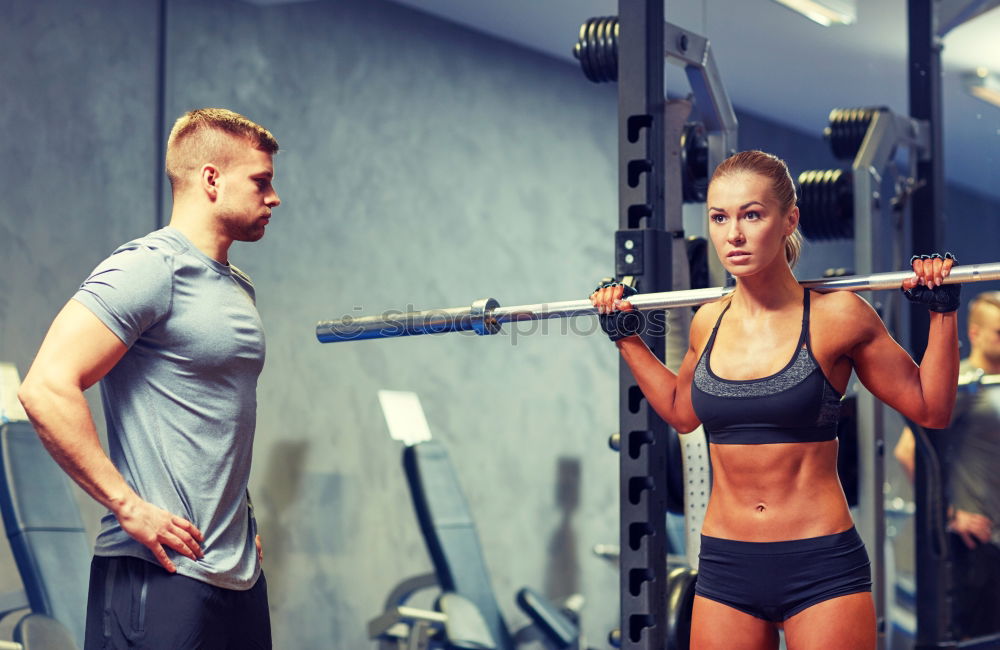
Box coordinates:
[784,229,803,269]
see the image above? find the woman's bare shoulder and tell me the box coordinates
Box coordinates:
[688,298,728,345]
[810,290,884,342]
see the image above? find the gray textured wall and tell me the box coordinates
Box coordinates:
[165,0,623,646]
[3,0,1000,648]
[0,0,161,399]
[0,0,161,607]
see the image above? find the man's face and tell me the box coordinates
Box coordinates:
[216,145,280,243]
[970,303,1000,366]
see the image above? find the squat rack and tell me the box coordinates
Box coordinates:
[910,2,1000,649]
[315,2,1000,648]
[604,2,1000,649]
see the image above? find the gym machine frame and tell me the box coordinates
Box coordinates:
[910,2,1000,648]
[317,2,1000,648]
[612,6,734,649]
[824,105,930,648]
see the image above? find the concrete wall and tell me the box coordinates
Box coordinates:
[161,0,626,645]
[2,0,999,647]
[0,0,161,606]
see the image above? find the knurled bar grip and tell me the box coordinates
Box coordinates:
[316,262,1000,343]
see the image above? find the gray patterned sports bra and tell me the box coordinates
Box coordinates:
[690,289,843,444]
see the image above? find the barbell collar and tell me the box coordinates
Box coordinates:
[470,298,501,336]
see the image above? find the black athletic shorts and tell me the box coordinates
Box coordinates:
[948,533,1000,639]
[695,527,872,622]
[84,555,271,650]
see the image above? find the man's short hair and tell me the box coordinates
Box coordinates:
[165,108,279,192]
[969,291,1000,327]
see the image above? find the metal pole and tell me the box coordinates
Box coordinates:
[852,109,887,650]
[908,0,946,362]
[616,2,669,649]
[909,1,950,646]
[315,263,1000,343]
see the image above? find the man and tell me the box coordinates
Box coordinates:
[895,290,1000,639]
[17,108,280,649]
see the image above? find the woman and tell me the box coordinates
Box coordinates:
[590,150,959,649]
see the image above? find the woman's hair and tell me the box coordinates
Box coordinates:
[710,150,803,269]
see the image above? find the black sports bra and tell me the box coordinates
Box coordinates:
[691,289,843,444]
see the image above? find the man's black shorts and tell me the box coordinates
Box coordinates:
[84,556,271,649]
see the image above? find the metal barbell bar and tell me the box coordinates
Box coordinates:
[316,262,1000,343]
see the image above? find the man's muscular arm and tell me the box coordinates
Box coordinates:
[18,300,203,572]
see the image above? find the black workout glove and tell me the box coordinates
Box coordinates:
[902,252,961,313]
[596,281,646,341]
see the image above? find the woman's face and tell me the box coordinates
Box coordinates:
[707,172,798,278]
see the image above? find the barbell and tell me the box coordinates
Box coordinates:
[316,262,1000,343]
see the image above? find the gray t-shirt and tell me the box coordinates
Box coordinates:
[944,360,1000,545]
[73,226,265,590]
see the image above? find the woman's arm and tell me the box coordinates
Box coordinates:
[850,255,959,428]
[850,304,958,428]
[590,282,708,433]
[616,333,702,432]
[840,253,959,432]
